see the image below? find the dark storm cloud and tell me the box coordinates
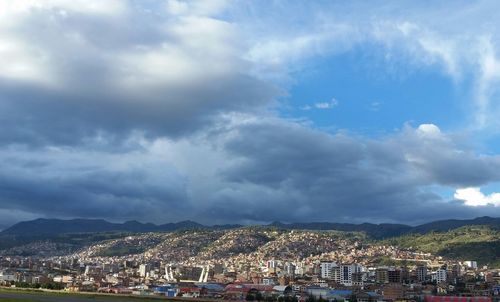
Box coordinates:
[0,149,190,222]
[0,118,499,226]
[209,119,500,224]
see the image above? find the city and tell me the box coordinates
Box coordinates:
[0,226,499,302]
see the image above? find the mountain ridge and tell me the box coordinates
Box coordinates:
[2,216,499,239]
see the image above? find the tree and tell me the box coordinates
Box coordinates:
[256,292,264,302]
[306,295,317,302]
[266,295,275,302]
[247,294,256,301]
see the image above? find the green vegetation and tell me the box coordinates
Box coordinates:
[382,225,500,267]
[11,281,65,290]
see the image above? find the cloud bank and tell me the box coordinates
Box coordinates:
[0,0,500,228]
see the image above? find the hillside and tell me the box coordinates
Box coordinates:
[1,225,498,268]
[0,217,499,262]
[0,218,207,236]
[63,228,383,266]
[384,225,500,267]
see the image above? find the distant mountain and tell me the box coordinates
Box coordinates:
[0,218,207,237]
[409,216,500,234]
[269,216,500,239]
[1,216,499,240]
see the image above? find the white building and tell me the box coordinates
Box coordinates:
[267,260,277,269]
[320,262,337,279]
[139,264,150,278]
[464,261,478,270]
[432,269,447,284]
[295,263,305,276]
[0,271,16,282]
[284,262,296,276]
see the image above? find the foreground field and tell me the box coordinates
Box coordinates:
[0,289,176,302]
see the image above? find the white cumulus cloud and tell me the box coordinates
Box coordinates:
[454,187,500,207]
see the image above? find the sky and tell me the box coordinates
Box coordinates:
[1,0,500,228]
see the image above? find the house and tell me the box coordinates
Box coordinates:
[195,282,225,298]
[224,284,274,300]
[329,289,353,301]
[178,286,201,298]
[355,291,381,302]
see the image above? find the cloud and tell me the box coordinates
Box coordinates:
[0,1,279,145]
[315,98,339,109]
[454,187,500,207]
[1,118,498,226]
[1,1,500,227]
[416,123,442,139]
[234,1,500,130]
[214,120,500,223]
[299,98,338,111]
[369,101,381,111]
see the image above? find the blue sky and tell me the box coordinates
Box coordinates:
[283,49,466,135]
[0,0,500,227]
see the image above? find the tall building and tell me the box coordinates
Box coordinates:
[332,266,341,283]
[341,264,363,286]
[388,268,402,283]
[284,262,296,277]
[320,262,337,279]
[376,268,389,284]
[139,264,150,278]
[434,268,447,284]
[416,264,427,282]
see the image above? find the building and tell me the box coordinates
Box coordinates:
[139,264,150,278]
[464,261,478,270]
[376,268,389,284]
[433,269,447,284]
[425,296,491,302]
[0,271,16,283]
[284,262,296,277]
[328,266,340,284]
[267,260,277,269]
[320,262,337,280]
[383,283,405,300]
[417,264,428,282]
[388,268,402,283]
[341,264,363,286]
